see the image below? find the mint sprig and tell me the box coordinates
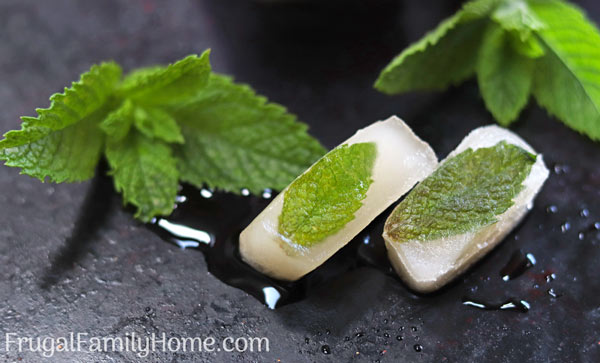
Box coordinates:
[375,0,600,140]
[0,51,326,222]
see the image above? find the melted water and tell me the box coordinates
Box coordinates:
[149,185,393,309]
[499,250,536,281]
[462,297,531,313]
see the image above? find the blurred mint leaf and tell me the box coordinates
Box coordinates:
[171,73,326,195]
[529,0,600,140]
[376,0,600,142]
[477,23,534,125]
[374,0,497,94]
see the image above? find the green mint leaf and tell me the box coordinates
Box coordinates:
[374,0,496,94]
[171,73,326,194]
[278,142,377,248]
[477,23,534,125]
[0,62,122,182]
[105,131,179,222]
[507,30,545,58]
[0,118,105,183]
[133,106,183,144]
[100,99,135,142]
[385,141,536,243]
[529,0,600,140]
[118,51,211,106]
[492,0,545,40]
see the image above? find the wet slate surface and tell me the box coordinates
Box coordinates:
[1,0,599,362]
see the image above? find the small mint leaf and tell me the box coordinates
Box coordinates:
[385,141,536,243]
[100,99,135,142]
[133,106,183,144]
[278,142,377,248]
[492,0,545,40]
[477,23,534,125]
[118,51,211,106]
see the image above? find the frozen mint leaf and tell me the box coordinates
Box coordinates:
[529,0,600,140]
[477,23,534,125]
[100,99,135,142]
[118,52,211,106]
[133,106,183,144]
[385,141,535,243]
[374,0,497,94]
[105,131,179,222]
[0,62,121,182]
[171,73,326,194]
[278,142,376,248]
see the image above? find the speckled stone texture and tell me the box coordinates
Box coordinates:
[1,0,599,362]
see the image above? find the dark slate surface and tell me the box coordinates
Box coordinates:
[1,0,599,362]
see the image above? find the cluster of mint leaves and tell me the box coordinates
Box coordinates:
[0,51,325,222]
[385,141,536,243]
[375,0,600,140]
[278,142,377,248]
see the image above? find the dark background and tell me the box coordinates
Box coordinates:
[1,0,599,361]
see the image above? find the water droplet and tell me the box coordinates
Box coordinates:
[580,209,590,218]
[414,344,423,352]
[383,318,388,324]
[304,337,310,344]
[325,329,331,335]
[262,188,272,199]
[383,332,390,338]
[547,288,560,298]
[546,205,558,214]
[363,235,371,245]
[553,164,570,174]
[561,222,571,233]
[355,332,364,338]
[240,188,250,196]
[200,188,213,198]
[344,336,350,342]
[545,273,556,283]
[175,195,187,203]
[321,345,331,354]
[396,335,403,341]
[578,232,585,240]
[411,326,418,332]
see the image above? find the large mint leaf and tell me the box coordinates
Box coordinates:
[0,62,121,182]
[105,131,179,222]
[170,73,326,194]
[278,142,376,248]
[385,141,535,243]
[477,23,534,125]
[529,0,600,140]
